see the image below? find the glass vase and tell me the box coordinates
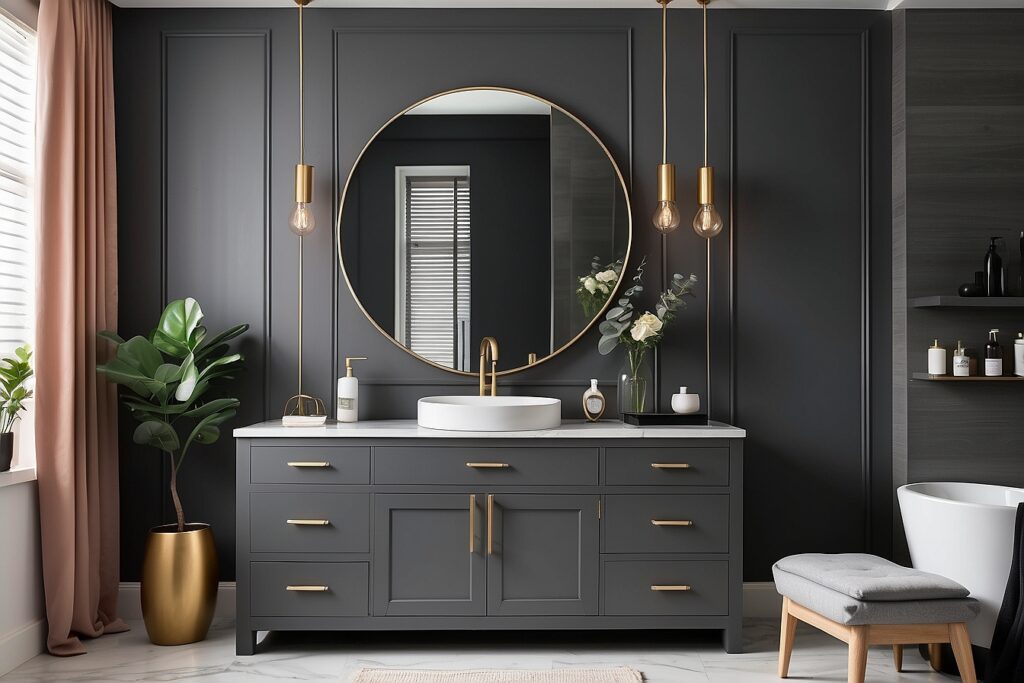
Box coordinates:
[617,348,652,418]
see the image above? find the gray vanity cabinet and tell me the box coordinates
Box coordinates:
[235,431,744,656]
[486,494,599,616]
[373,493,486,616]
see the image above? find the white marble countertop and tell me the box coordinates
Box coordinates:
[233,419,745,439]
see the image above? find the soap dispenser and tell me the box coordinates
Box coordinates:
[582,379,606,422]
[337,356,367,423]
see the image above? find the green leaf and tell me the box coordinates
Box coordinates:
[153,298,204,357]
[97,358,154,398]
[194,324,249,362]
[175,353,199,402]
[605,306,624,320]
[98,330,126,346]
[184,408,236,453]
[117,336,164,377]
[132,420,180,453]
[182,397,239,419]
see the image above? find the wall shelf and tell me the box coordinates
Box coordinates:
[912,372,1024,382]
[910,296,1024,308]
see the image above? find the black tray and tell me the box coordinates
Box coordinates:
[622,412,708,426]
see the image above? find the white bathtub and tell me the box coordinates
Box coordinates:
[898,482,1023,648]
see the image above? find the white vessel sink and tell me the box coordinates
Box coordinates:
[417,395,561,432]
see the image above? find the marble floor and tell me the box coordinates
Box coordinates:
[4,619,958,682]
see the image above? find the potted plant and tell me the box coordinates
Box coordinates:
[576,256,623,320]
[98,298,247,645]
[597,257,697,415]
[0,345,32,472]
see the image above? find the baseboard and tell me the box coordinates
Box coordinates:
[0,618,46,677]
[117,582,237,622]
[118,581,777,621]
[742,581,782,619]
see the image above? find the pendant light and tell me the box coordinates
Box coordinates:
[692,0,723,239]
[652,0,680,234]
[283,0,325,423]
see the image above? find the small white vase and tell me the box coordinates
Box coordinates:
[670,387,700,415]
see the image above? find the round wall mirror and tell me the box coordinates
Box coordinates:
[337,87,631,375]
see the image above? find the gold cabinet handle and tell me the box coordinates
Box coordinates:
[287,461,330,468]
[286,519,330,526]
[469,494,476,554]
[651,463,691,469]
[286,585,329,592]
[466,462,510,469]
[487,494,494,556]
[651,585,692,591]
[651,519,694,527]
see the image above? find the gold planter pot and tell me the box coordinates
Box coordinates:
[141,523,218,645]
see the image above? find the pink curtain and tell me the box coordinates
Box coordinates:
[35,0,127,656]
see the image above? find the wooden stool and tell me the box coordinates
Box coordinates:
[772,553,980,683]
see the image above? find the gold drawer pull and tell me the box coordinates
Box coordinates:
[487,494,494,556]
[651,463,691,469]
[466,462,510,469]
[286,585,329,592]
[651,519,694,527]
[287,461,330,468]
[651,585,692,591]
[469,494,476,554]
[286,519,330,526]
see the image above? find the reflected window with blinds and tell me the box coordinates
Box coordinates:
[0,11,36,356]
[395,166,471,371]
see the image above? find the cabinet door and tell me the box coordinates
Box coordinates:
[486,494,599,616]
[373,494,485,616]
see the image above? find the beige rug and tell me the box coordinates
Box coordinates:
[349,667,642,682]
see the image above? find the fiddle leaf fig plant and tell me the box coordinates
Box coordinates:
[98,298,248,532]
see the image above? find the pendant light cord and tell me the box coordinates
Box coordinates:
[298,2,305,164]
[702,0,708,166]
[661,0,667,164]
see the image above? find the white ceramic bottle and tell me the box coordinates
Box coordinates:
[953,341,970,377]
[1015,332,1024,377]
[927,339,947,375]
[582,379,605,422]
[337,356,367,423]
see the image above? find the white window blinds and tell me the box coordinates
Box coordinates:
[398,172,470,370]
[0,11,36,356]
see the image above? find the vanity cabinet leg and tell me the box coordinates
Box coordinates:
[236,628,257,656]
[723,624,743,654]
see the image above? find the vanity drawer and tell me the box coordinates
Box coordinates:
[605,447,729,486]
[603,494,729,553]
[374,446,599,485]
[250,445,370,484]
[603,560,728,616]
[250,493,370,553]
[250,562,369,617]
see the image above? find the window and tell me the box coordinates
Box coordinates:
[395,166,470,370]
[0,9,36,358]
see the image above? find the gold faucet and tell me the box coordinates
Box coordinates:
[478,336,499,396]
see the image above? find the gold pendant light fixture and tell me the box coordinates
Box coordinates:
[284,0,325,423]
[692,0,723,239]
[652,0,680,234]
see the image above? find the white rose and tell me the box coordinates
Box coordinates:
[630,312,664,342]
[596,269,617,283]
[597,283,609,294]
[583,277,598,294]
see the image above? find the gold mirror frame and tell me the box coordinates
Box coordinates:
[336,86,633,377]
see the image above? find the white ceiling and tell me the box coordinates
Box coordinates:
[109,0,1024,9]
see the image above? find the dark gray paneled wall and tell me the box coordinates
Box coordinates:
[893,10,1024,541]
[113,8,891,581]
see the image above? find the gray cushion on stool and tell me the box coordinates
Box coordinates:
[773,553,980,626]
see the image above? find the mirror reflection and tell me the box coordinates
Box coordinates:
[339,88,630,374]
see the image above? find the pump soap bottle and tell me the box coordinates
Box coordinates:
[1015,333,1024,377]
[337,356,367,422]
[582,379,606,422]
[953,341,970,377]
[985,330,1003,377]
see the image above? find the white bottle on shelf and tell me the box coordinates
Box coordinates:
[337,356,367,423]
[927,339,947,375]
[1015,333,1024,377]
[953,341,970,377]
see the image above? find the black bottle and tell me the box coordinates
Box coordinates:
[984,237,1005,297]
[959,271,986,297]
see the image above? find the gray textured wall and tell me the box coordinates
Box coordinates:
[113,7,892,582]
[893,9,1024,554]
